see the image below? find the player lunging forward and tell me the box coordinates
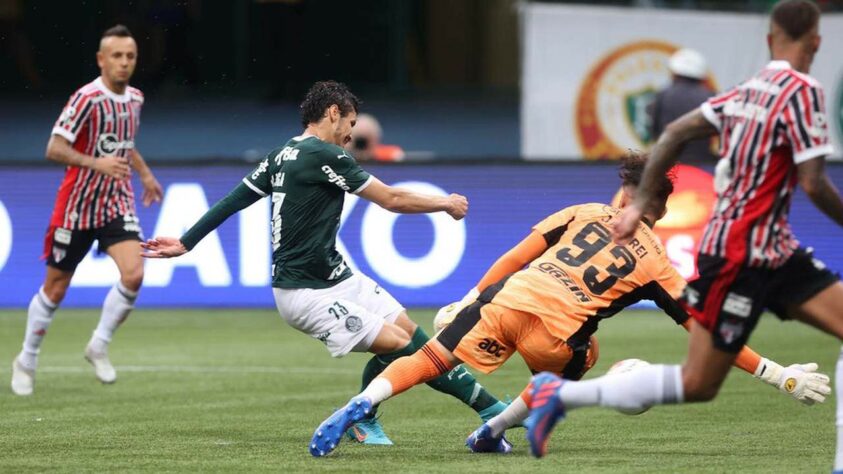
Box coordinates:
[309,155,828,457]
[527,0,843,462]
[141,81,506,445]
[11,25,163,396]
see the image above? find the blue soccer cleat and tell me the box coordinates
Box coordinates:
[345,416,394,445]
[310,396,373,457]
[465,423,513,454]
[524,372,566,458]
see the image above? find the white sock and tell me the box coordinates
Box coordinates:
[487,395,528,437]
[834,347,843,471]
[559,364,684,413]
[359,377,393,405]
[19,287,59,370]
[90,281,137,352]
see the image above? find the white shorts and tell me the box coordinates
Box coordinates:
[273,273,405,357]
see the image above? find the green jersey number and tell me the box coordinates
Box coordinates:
[271,192,286,251]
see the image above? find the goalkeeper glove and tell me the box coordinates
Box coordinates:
[753,358,831,405]
[433,287,480,332]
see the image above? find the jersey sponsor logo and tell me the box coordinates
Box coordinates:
[722,292,752,318]
[274,146,299,164]
[345,315,363,333]
[54,227,72,245]
[96,133,135,156]
[575,40,718,159]
[321,165,350,192]
[536,261,591,302]
[478,338,507,357]
[337,151,351,160]
[722,100,768,122]
[251,159,269,180]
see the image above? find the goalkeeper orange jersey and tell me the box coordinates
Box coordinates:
[489,203,688,344]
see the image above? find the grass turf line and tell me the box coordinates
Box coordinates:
[0,308,837,472]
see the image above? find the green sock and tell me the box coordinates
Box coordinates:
[411,327,501,413]
[359,341,416,417]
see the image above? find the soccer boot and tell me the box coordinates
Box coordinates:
[345,416,394,445]
[465,423,513,454]
[525,372,566,458]
[11,356,35,396]
[310,396,373,457]
[84,345,117,384]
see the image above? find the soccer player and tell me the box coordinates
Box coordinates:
[10,25,163,396]
[527,0,843,462]
[309,154,828,457]
[140,81,507,445]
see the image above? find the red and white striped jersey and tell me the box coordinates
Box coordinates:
[699,60,834,268]
[49,77,144,230]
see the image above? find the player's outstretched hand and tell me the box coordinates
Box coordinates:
[779,363,832,405]
[755,358,831,405]
[140,173,164,207]
[446,193,468,220]
[94,155,131,180]
[140,237,188,258]
[611,204,643,244]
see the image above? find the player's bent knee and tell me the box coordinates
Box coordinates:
[369,324,411,354]
[121,267,144,291]
[681,371,722,402]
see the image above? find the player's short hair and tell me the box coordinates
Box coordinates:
[771,0,820,40]
[102,24,133,40]
[619,152,676,212]
[299,81,360,128]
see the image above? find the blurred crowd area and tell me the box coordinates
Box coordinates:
[1,0,841,161]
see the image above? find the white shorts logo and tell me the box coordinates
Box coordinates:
[722,293,752,318]
[345,315,363,333]
[54,227,72,245]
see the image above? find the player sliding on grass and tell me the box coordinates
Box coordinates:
[309,154,829,457]
[526,0,843,461]
[140,81,507,446]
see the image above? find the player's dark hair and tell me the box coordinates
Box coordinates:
[102,24,133,40]
[299,81,360,128]
[619,152,675,212]
[771,0,820,40]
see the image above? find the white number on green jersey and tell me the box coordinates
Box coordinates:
[271,192,286,251]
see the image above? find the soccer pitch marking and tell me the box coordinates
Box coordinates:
[0,365,359,375]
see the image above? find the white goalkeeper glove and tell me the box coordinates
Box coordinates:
[753,358,831,405]
[433,287,480,332]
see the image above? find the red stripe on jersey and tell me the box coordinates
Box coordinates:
[49,167,81,228]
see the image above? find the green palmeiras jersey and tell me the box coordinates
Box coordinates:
[242,135,373,289]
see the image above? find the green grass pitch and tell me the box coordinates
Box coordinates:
[0,308,838,472]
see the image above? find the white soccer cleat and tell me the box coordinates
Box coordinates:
[11,357,35,396]
[84,345,117,384]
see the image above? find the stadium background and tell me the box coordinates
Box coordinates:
[1,0,842,308]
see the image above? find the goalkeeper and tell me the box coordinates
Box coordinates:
[309,154,830,457]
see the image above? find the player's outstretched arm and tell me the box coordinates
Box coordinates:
[612,109,716,244]
[130,149,163,207]
[358,177,467,219]
[434,230,547,331]
[797,157,843,227]
[46,134,130,179]
[141,182,262,259]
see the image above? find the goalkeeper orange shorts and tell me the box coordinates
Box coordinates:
[437,301,598,379]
